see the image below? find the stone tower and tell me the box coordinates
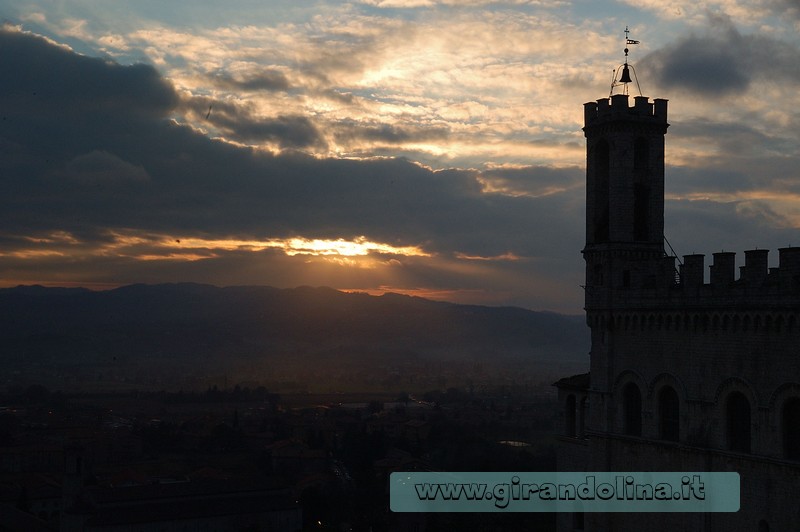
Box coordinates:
[583,93,669,304]
[555,31,800,532]
[582,93,672,418]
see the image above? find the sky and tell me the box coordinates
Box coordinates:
[1,1,800,313]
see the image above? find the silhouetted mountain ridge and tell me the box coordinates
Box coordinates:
[0,283,588,370]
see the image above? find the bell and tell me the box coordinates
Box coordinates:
[619,64,632,84]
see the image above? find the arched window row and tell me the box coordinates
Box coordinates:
[591,311,799,334]
[613,373,800,459]
[618,379,679,442]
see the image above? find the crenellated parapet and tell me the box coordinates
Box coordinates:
[583,94,668,131]
[676,246,800,300]
[586,246,800,312]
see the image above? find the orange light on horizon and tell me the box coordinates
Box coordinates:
[165,235,430,258]
[2,230,432,262]
[281,236,430,257]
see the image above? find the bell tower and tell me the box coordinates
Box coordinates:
[582,30,669,311]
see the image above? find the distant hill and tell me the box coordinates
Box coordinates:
[0,284,589,391]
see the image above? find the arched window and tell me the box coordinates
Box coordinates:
[623,383,642,436]
[565,394,576,437]
[726,392,751,453]
[593,140,610,242]
[782,397,800,460]
[658,386,680,442]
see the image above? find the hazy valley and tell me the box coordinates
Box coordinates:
[0,283,589,395]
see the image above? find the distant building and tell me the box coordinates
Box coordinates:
[555,48,800,531]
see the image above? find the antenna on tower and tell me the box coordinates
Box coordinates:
[610,26,643,97]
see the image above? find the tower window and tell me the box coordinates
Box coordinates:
[622,383,642,436]
[782,397,800,460]
[593,140,610,242]
[633,138,650,241]
[726,392,751,453]
[622,270,631,288]
[658,386,680,442]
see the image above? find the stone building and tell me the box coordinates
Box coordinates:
[555,49,800,531]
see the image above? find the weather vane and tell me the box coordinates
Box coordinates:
[610,26,642,97]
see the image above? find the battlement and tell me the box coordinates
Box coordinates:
[583,94,668,128]
[678,247,800,293]
[584,245,800,312]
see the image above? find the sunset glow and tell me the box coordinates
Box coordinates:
[3,231,430,260]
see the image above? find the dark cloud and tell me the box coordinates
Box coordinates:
[215,112,324,149]
[641,17,800,97]
[668,153,800,201]
[770,0,800,20]
[56,150,150,183]
[211,70,291,92]
[317,89,357,105]
[478,166,582,197]
[182,95,324,149]
[664,115,800,199]
[665,199,798,267]
[667,165,759,198]
[676,118,772,156]
[0,27,177,120]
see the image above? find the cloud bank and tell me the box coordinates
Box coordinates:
[0,26,585,311]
